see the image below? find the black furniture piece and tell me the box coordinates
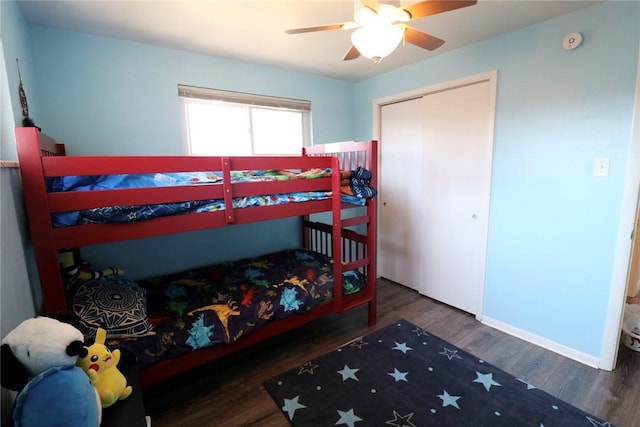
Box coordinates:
[101,349,147,427]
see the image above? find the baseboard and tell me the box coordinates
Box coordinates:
[481,316,600,368]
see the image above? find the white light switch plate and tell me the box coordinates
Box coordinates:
[593,157,610,177]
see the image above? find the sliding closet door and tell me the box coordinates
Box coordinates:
[420,80,493,315]
[379,97,425,291]
[379,76,494,315]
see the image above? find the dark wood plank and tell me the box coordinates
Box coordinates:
[143,279,640,426]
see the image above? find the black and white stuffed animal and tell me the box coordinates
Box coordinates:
[1,316,102,427]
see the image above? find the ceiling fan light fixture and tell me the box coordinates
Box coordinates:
[351,23,405,64]
[354,6,377,25]
[286,1,477,62]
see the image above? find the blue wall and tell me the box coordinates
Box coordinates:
[1,2,40,424]
[1,0,39,160]
[29,26,355,155]
[353,1,640,358]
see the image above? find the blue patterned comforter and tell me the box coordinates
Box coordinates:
[47,169,373,227]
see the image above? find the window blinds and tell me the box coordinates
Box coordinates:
[178,85,311,111]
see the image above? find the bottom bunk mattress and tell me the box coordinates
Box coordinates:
[71,248,366,369]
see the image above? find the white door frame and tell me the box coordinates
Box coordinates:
[600,47,640,370]
[372,70,498,321]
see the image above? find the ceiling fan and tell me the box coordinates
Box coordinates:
[285,0,477,63]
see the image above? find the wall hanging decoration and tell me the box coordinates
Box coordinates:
[16,58,40,130]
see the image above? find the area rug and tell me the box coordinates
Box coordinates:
[263,319,614,426]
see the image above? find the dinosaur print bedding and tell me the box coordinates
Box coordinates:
[106,248,366,369]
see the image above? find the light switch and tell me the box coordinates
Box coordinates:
[593,157,610,177]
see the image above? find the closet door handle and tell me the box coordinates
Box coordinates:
[471,213,478,219]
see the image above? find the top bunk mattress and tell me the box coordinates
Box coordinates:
[47,168,376,227]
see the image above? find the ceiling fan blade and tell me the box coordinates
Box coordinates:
[285,23,349,34]
[343,45,361,61]
[403,0,477,20]
[404,26,445,51]
[360,0,379,13]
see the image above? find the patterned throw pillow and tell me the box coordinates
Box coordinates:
[71,275,153,338]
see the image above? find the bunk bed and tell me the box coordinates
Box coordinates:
[14,127,378,387]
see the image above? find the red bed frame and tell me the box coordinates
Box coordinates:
[15,127,378,386]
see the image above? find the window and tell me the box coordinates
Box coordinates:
[178,85,311,156]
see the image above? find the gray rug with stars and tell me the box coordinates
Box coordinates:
[263,319,614,427]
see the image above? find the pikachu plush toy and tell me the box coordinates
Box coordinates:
[76,327,133,408]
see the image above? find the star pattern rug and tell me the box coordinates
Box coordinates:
[263,319,614,426]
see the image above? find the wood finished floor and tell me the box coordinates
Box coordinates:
[142,279,640,426]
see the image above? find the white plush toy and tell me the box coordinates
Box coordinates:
[1,316,102,427]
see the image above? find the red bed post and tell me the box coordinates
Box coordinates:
[330,156,343,313]
[367,141,378,326]
[303,141,378,322]
[15,127,68,313]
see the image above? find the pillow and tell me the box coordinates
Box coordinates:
[71,275,153,338]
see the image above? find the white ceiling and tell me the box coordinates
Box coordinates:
[18,0,603,82]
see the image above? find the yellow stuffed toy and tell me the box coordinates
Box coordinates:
[60,250,123,282]
[76,327,132,408]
